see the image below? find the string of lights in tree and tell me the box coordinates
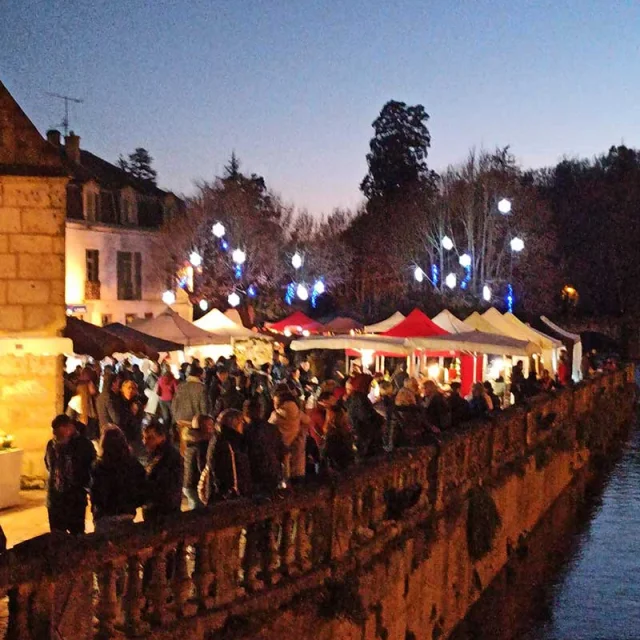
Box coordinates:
[411,198,524,310]
[287,250,326,308]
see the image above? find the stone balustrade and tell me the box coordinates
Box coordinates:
[0,367,633,639]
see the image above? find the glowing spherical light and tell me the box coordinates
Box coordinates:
[313,280,325,295]
[162,290,176,305]
[459,253,472,268]
[232,248,246,265]
[498,198,512,214]
[445,273,457,289]
[510,237,524,252]
[414,267,424,282]
[297,284,309,301]
[212,222,226,238]
[189,251,202,267]
[199,300,209,311]
[482,285,491,302]
[427,364,440,380]
[291,252,303,269]
[442,235,454,251]
[227,292,240,308]
[302,330,310,337]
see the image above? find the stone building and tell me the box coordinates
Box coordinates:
[0,81,72,477]
[45,129,191,325]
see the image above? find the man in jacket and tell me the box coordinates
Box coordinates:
[172,364,208,447]
[344,374,384,459]
[142,421,183,523]
[96,371,121,432]
[45,415,96,534]
[207,366,230,416]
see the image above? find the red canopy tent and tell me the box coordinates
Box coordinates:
[382,309,448,338]
[383,309,479,395]
[266,311,324,335]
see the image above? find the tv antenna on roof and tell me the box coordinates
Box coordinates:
[46,92,84,136]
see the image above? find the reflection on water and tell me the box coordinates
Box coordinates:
[452,422,640,640]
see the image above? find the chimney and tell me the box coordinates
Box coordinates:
[46,129,61,147]
[65,131,81,164]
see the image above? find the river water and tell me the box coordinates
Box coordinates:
[452,421,640,640]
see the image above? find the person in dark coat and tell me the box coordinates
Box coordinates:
[469,382,492,419]
[207,409,252,499]
[243,398,284,494]
[511,361,526,404]
[320,394,356,472]
[373,380,396,451]
[422,381,451,432]
[90,426,146,532]
[207,366,230,416]
[344,374,384,459]
[183,414,215,509]
[483,381,502,410]
[142,421,184,523]
[96,371,122,433]
[448,382,470,427]
[391,389,436,448]
[45,415,96,535]
[271,352,287,384]
[119,380,144,457]
[213,382,245,418]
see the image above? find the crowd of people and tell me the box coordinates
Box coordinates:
[48,351,581,536]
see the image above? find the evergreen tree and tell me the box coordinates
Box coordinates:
[118,147,157,184]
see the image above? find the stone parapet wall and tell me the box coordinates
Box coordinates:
[0,368,634,639]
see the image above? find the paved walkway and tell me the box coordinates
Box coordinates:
[0,490,95,549]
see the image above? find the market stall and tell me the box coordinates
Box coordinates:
[265,311,324,336]
[432,309,474,334]
[364,311,406,334]
[540,316,583,382]
[322,316,364,334]
[102,322,184,359]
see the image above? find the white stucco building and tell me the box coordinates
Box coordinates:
[48,130,192,325]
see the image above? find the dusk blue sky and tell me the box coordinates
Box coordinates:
[2,1,638,213]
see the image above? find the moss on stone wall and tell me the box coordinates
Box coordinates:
[466,486,502,561]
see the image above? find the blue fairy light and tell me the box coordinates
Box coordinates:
[221,239,229,251]
[285,282,295,305]
[431,264,439,287]
[247,284,257,298]
[506,284,514,313]
[234,264,242,279]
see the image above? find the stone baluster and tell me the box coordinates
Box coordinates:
[123,554,150,637]
[295,509,313,573]
[96,562,120,637]
[147,546,176,625]
[193,534,214,611]
[173,541,196,618]
[7,583,33,640]
[210,527,244,606]
[243,521,266,592]
[264,516,283,585]
[280,509,298,576]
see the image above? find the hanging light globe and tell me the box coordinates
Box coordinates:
[414,267,424,282]
[212,222,226,238]
[482,285,491,302]
[459,253,472,268]
[442,235,454,251]
[162,290,176,305]
[510,236,525,252]
[313,280,325,295]
[297,284,309,301]
[291,252,303,269]
[227,292,240,307]
[199,300,209,311]
[498,198,512,214]
[232,248,246,265]
[445,273,457,289]
[189,251,202,267]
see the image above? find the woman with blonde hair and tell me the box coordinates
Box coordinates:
[66,380,99,441]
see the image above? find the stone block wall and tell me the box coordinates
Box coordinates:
[0,175,68,476]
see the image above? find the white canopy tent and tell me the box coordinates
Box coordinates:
[541,315,583,382]
[194,308,256,339]
[407,331,539,357]
[482,308,562,373]
[464,311,508,335]
[132,308,233,363]
[432,309,474,334]
[364,311,406,334]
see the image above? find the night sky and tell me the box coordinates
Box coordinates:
[2,1,638,213]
